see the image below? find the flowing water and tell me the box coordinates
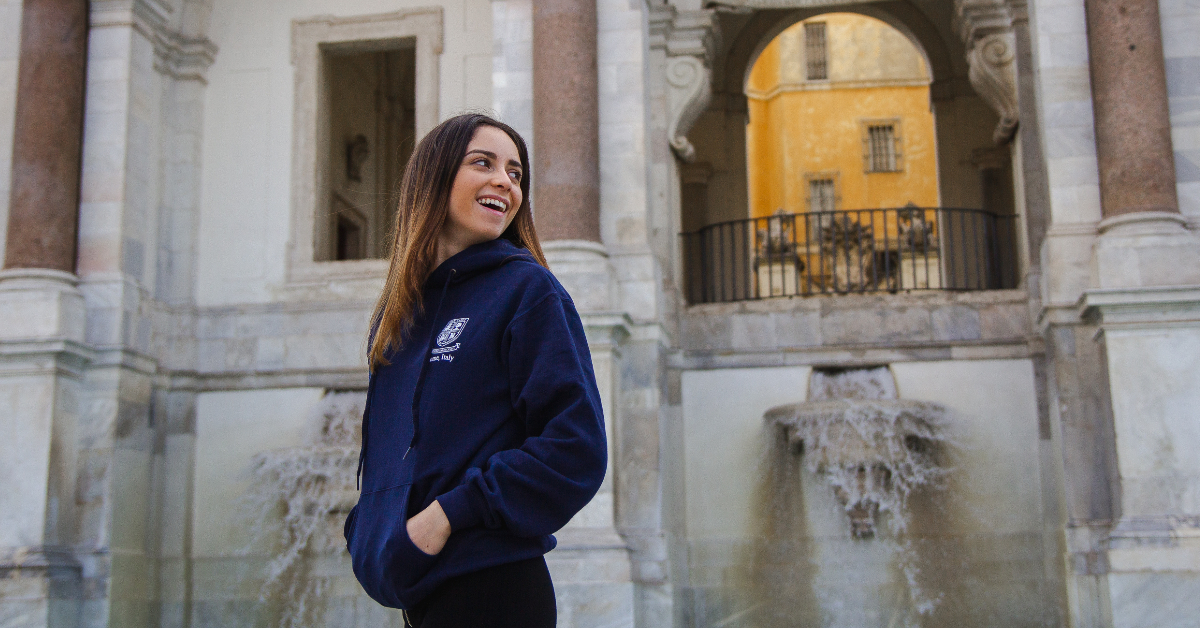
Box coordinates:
[241,390,363,628]
[752,366,953,626]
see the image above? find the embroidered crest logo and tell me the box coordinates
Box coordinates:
[436,318,469,347]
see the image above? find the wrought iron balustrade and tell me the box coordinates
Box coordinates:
[681,207,1018,304]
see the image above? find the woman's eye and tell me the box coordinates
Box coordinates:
[509,171,522,181]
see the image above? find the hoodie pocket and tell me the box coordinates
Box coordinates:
[346,484,439,609]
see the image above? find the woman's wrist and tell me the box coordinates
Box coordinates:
[407,500,452,555]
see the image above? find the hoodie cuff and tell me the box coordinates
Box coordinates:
[437,484,484,532]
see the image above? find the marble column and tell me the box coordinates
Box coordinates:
[1080,5,1200,627]
[1084,0,1177,218]
[1083,0,1199,288]
[531,0,601,243]
[529,4,631,627]
[530,0,613,312]
[0,3,91,627]
[4,0,89,272]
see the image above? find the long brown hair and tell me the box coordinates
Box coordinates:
[368,113,547,371]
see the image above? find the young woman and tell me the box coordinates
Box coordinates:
[344,113,607,628]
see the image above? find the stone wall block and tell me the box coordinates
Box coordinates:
[619,279,658,319]
[618,341,659,392]
[932,304,983,341]
[819,305,883,344]
[1091,213,1200,289]
[729,313,775,349]
[545,242,616,312]
[255,337,286,371]
[225,338,254,370]
[196,339,224,373]
[282,333,361,371]
[820,303,932,345]
[770,309,821,347]
[980,302,1029,339]
[679,311,732,351]
[195,312,234,339]
[881,307,933,341]
[233,311,283,339]
[0,270,85,342]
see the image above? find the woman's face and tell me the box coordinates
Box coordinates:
[440,125,524,260]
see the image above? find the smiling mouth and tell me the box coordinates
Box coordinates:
[477,197,508,214]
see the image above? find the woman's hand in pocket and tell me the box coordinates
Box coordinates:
[406,500,451,555]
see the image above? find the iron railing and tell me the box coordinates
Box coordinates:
[681,207,1019,304]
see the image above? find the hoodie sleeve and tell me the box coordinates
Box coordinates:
[435,293,607,536]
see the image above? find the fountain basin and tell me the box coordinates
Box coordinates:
[765,373,950,540]
[765,399,945,465]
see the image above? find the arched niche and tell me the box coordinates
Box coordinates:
[680,1,1014,249]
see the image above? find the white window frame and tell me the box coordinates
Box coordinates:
[805,172,840,213]
[804,21,828,81]
[861,118,904,173]
[287,8,442,288]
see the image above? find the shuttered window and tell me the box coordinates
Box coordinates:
[863,121,903,172]
[808,178,837,212]
[805,22,828,81]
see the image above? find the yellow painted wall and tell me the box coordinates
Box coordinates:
[746,14,939,219]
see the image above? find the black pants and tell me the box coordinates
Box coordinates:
[403,557,556,628]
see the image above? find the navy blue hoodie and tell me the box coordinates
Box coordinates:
[344,238,607,609]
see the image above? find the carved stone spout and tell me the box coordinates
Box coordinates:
[765,367,948,538]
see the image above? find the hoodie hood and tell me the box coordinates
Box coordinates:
[425,238,537,288]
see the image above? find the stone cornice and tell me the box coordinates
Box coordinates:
[153,30,219,83]
[90,0,219,83]
[1079,285,1200,330]
[649,6,718,63]
[0,340,94,378]
[0,545,83,574]
[955,0,1015,44]
[581,312,635,348]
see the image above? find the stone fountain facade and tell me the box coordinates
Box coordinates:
[2,0,1200,627]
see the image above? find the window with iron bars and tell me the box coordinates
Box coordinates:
[806,176,838,212]
[863,120,903,173]
[805,22,828,81]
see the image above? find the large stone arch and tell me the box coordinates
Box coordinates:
[670,0,1020,262]
[721,3,958,98]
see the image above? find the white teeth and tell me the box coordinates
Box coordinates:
[478,198,507,211]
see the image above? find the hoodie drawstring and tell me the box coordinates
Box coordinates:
[405,268,456,459]
[355,372,377,491]
[356,268,456,488]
